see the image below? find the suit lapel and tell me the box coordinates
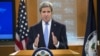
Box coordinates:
[48,20,57,48]
[38,21,46,47]
[50,20,57,35]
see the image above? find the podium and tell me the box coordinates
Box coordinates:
[9,49,80,56]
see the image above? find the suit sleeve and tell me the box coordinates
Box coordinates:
[27,27,36,50]
[58,25,69,49]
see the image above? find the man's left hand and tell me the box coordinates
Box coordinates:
[52,32,58,45]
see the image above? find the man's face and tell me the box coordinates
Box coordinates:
[40,7,52,22]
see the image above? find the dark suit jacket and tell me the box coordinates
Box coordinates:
[27,20,68,49]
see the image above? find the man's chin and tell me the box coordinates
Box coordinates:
[44,20,49,22]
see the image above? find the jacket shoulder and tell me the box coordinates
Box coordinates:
[29,22,41,29]
[53,20,65,27]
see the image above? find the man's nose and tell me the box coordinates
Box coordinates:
[45,12,48,15]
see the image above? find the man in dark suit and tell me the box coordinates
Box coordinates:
[27,1,68,50]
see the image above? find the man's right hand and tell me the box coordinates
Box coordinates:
[33,34,40,47]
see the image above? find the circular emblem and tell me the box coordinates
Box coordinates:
[32,47,53,56]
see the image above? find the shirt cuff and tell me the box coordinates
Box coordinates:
[33,43,38,50]
[55,41,59,48]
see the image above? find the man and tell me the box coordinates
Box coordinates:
[27,1,68,50]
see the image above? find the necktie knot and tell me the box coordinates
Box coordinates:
[45,22,48,25]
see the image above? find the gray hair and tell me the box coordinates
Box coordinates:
[39,1,53,12]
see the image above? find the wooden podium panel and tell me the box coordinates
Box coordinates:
[9,49,80,56]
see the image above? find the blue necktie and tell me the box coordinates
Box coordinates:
[44,23,49,48]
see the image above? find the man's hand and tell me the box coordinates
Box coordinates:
[33,34,40,47]
[52,32,58,45]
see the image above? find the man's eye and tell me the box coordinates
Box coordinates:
[47,11,50,13]
[42,11,46,13]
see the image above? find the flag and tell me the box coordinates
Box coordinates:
[15,0,28,51]
[97,0,100,42]
[82,0,98,56]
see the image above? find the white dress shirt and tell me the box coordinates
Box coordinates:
[42,19,51,40]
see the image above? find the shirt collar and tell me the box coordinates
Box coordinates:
[42,19,52,25]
